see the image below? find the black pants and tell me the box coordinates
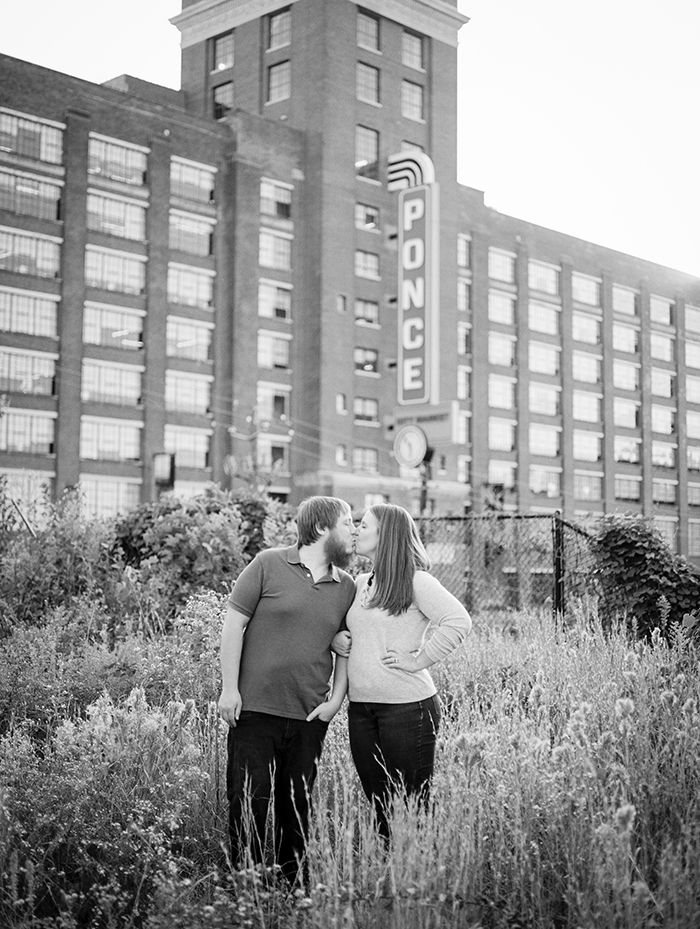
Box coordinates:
[226,710,328,883]
[348,696,441,839]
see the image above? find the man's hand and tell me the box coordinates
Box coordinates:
[219,688,243,726]
[331,630,352,658]
[306,698,342,723]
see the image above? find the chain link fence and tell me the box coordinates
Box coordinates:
[416,512,598,619]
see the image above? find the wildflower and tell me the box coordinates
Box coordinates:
[614,698,635,719]
[660,690,675,708]
[614,803,636,832]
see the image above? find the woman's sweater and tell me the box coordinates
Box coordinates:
[346,570,472,703]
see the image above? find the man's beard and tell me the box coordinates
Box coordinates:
[324,530,353,569]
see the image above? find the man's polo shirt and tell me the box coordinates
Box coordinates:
[228,545,355,720]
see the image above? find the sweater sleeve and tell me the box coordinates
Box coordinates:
[413,572,472,663]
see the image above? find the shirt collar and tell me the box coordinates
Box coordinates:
[288,545,341,582]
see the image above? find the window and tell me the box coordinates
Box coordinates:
[355,299,379,325]
[335,444,348,466]
[530,466,560,498]
[612,285,638,316]
[615,477,641,502]
[258,281,292,320]
[81,361,141,405]
[529,424,560,457]
[614,436,640,463]
[650,295,672,326]
[573,391,601,422]
[169,213,214,256]
[354,347,378,374]
[336,294,347,314]
[0,288,57,337]
[80,477,140,519]
[458,412,471,445]
[258,331,291,370]
[489,333,515,367]
[687,341,700,370]
[87,193,146,242]
[166,318,212,361]
[267,61,291,103]
[163,426,210,470]
[687,375,700,404]
[213,83,234,120]
[613,398,639,429]
[0,110,63,164]
[572,273,601,306]
[653,480,677,504]
[171,159,216,203]
[686,305,700,334]
[488,375,515,410]
[355,203,379,230]
[357,10,379,51]
[488,418,515,451]
[457,365,470,401]
[353,447,378,472]
[402,31,424,69]
[336,393,347,414]
[261,180,292,219]
[268,8,291,49]
[650,332,673,362]
[688,411,700,440]
[573,431,602,462]
[689,447,700,471]
[457,234,471,269]
[572,312,600,344]
[529,383,559,416]
[457,322,471,355]
[652,405,675,435]
[355,250,380,279]
[528,261,559,295]
[488,460,516,489]
[652,442,675,468]
[572,352,600,384]
[457,456,470,483]
[689,484,700,506]
[457,279,470,312]
[257,383,291,423]
[167,264,214,308]
[88,136,146,186]
[689,521,700,557]
[401,81,424,121]
[259,230,292,270]
[355,126,379,180]
[0,411,54,454]
[529,343,560,376]
[83,304,142,349]
[529,300,559,335]
[0,229,60,278]
[488,248,515,283]
[574,472,603,502]
[213,32,234,70]
[0,169,61,220]
[488,291,515,325]
[165,371,211,414]
[85,247,145,295]
[613,324,639,354]
[354,397,379,423]
[80,418,141,462]
[613,360,640,391]
[357,63,380,104]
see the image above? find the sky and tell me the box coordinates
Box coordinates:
[1,0,698,277]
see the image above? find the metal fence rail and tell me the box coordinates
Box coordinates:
[416,512,597,618]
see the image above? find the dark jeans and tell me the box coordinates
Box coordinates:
[226,710,328,883]
[348,696,441,839]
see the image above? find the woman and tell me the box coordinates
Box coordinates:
[342,504,472,838]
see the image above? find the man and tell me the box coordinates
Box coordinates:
[218,495,356,883]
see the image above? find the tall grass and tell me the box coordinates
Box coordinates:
[1,603,699,928]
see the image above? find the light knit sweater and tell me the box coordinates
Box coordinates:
[346,571,472,703]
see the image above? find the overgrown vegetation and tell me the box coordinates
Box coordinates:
[0,494,699,927]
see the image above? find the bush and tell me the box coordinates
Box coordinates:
[592,514,700,641]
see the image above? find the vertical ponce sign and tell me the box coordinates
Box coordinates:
[389,152,440,406]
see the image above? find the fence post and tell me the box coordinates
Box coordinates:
[552,510,565,619]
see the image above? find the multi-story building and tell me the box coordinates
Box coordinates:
[1,0,699,561]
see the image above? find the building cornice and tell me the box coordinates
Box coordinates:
[350,0,469,47]
[171,0,301,49]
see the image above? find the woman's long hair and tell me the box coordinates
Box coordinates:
[367,504,431,615]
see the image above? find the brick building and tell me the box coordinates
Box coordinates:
[1,0,700,560]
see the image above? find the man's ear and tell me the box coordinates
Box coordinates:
[315,523,330,539]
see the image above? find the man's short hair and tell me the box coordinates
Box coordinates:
[296,496,350,546]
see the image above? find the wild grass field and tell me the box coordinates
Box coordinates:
[1,590,699,929]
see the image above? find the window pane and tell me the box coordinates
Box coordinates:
[357,63,379,104]
[267,61,291,103]
[355,126,379,180]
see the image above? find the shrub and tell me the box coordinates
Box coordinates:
[592,514,700,641]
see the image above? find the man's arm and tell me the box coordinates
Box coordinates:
[218,605,250,726]
[306,656,348,722]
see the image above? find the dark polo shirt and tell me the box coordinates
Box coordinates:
[228,545,355,720]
